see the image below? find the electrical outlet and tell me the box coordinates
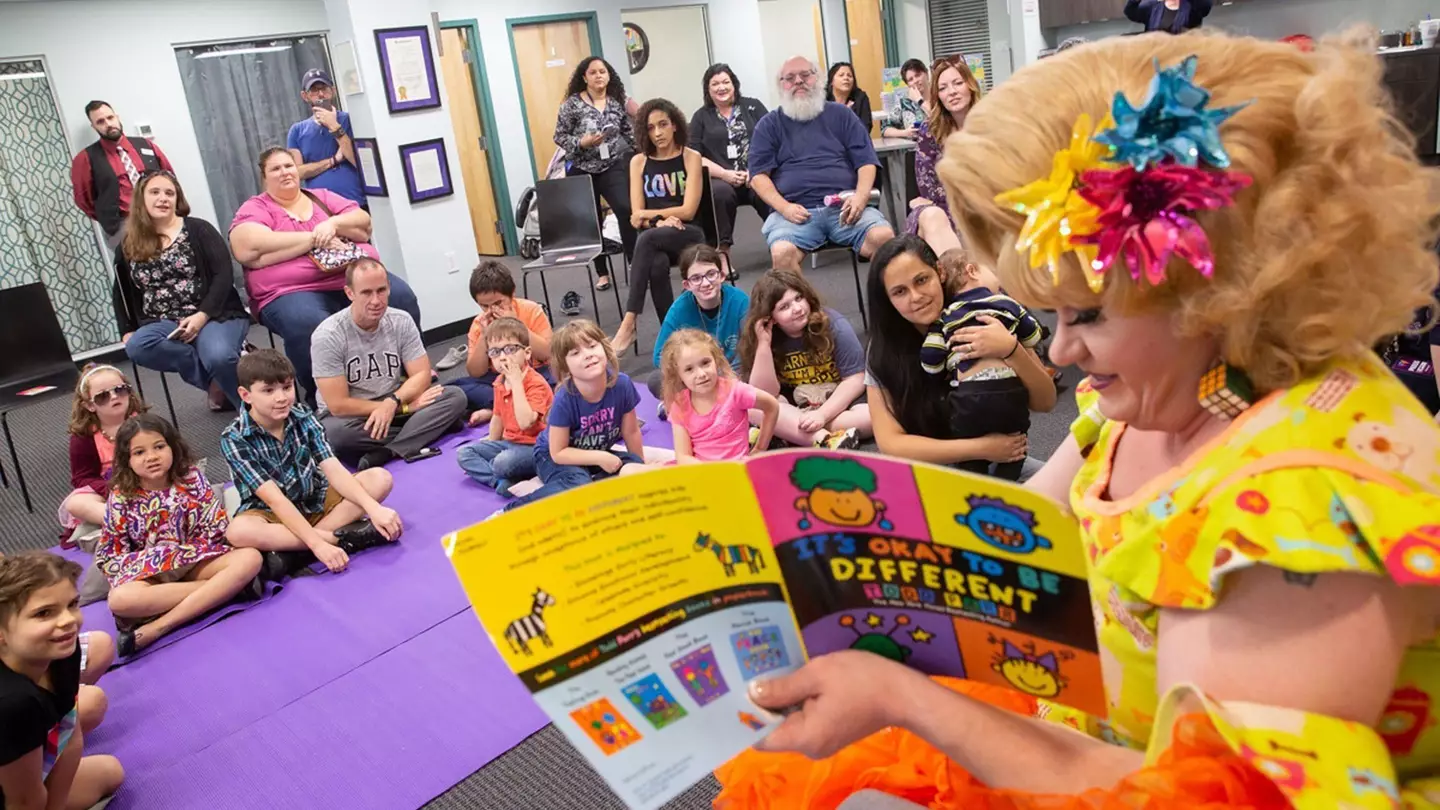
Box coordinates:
[445,251,458,273]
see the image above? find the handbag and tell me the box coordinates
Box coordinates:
[303,190,368,273]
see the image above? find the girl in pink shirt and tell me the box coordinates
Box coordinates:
[662,330,779,462]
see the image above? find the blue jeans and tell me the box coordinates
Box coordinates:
[125,318,250,409]
[453,364,556,411]
[505,447,645,510]
[456,439,537,494]
[761,205,891,254]
[257,272,421,404]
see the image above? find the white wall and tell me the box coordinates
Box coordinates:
[0,0,331,228]
[758,0,827,107]
[623,5,714,113]
[1052,0,1440,43]
[896,0,933,66]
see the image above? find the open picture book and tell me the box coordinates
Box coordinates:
[444,449,1102,810]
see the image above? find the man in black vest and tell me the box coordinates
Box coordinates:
[69,100,173,247]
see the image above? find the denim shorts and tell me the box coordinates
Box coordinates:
[761,204,890,253]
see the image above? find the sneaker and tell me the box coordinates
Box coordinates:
[435,344,468,371]
[561,290,582,316]
[239,576,264,602]
[816,427,861,451]
[334,519,390,555]
[748,426,761,448]
[656,402,668,421]
[357,448,396,471]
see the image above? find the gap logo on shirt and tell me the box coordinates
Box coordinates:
[346,352,402,385]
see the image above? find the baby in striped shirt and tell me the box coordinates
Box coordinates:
[920,249,1044,480]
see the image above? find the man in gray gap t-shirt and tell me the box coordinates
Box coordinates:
[310,259,466,469]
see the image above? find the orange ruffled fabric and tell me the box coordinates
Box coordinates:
[714,678,1291,810]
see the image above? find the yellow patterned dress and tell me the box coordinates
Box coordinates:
[1044,354,1440,809]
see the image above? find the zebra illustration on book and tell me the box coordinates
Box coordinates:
[693,532,766,577]
[504,588,557,655]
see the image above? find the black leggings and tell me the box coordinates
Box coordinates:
[627,223,705,319]
[947,376,1032,481]
[569,162,638,279]
[710,179,771,248]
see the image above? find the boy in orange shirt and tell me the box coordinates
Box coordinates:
[454,261,555,425]
[455,318,554,496]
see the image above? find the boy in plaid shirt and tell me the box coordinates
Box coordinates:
[222,350,403,578]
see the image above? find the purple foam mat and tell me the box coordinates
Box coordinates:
[104,614,548,810]
[78,386,670,809]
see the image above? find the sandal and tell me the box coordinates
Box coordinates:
[595,276,612,291]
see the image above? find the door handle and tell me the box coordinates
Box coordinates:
[478,136,489,152]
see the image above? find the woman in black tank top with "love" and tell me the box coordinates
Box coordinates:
[611,98,706,354]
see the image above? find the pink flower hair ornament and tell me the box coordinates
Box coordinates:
[994,55,1252,290]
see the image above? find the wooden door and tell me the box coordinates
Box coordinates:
[511,19,592,182]
[845,0,885,134]
[440,27,505,256]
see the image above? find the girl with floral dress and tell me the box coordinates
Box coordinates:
[99,414,262,656]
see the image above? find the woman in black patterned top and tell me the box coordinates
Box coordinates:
[554,56,637,291]
[687,63,769,273]
[116,171,250,410]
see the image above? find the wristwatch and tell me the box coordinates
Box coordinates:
[330,126,344,139]
[386,393,402,409]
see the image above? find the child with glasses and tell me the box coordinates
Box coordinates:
[455,318,555,497]
[60,365,148,542]
[647,244,751,405]
[455,261,555,426]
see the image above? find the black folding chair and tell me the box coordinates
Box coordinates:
[521,174,626,327]
[0,283,80,512]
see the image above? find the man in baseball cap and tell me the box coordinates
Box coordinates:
[286,68,366,207]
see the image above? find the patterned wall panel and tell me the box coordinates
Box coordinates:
[0,60,116,354]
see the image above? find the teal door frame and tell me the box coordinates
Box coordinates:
[881,0,900,67]
[506,11,605,183]
[441,18,518,256]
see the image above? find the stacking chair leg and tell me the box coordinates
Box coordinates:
[159,373,179,428]
[850,254,868,331]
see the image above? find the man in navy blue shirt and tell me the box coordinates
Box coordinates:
[748,55,895,273]
[287,69,367,208]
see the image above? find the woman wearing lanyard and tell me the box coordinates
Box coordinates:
[688,63,769,278]
[554,57,638,292]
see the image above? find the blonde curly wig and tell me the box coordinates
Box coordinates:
[940,30,1440,393]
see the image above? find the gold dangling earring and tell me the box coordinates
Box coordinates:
[1197,358,1254,421]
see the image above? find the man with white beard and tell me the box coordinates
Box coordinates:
[747,56,895,273]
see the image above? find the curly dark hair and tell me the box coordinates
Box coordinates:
[739,270,834,377]
[565,57,627,103]
[633,98,688,157]
[700,63,743,108]
[110,412,195,495]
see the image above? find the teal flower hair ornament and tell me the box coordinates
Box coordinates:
[1095,55,1250,171]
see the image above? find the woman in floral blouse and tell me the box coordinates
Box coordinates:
[99,413,261,656]
[905,56,983,256]
[116,171,250,410]
[880,58,930,140]
[554,57,638,291]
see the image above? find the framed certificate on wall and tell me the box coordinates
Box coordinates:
[374,26,441,114]
[398,138,453,203]
[353,137,387,197]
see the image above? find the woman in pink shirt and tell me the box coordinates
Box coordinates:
[228,147,421,405]
[662,329,779,462]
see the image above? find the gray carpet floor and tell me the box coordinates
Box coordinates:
[0,212,1080,808]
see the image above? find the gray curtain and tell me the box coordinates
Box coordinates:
[174,36,333,234]
[0,60,114,353]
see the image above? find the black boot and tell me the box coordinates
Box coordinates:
[335,519,389,555]
[261,550,317,582]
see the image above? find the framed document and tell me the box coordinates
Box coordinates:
[398,138,453,203]
[374,26,441,114]
[333,40,364,97]
[353,137,388,197]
